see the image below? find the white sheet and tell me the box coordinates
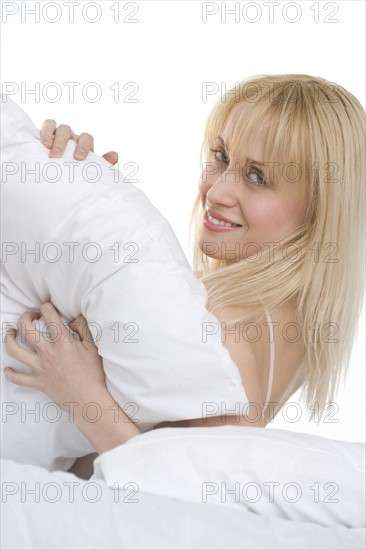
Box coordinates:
[2,458,364,550]
[93,425,365,528]
[2,425,365,549]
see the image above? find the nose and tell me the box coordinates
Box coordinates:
[205,162,242,207]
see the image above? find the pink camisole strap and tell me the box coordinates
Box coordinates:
[262,310,275,419]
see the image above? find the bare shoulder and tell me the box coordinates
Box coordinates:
[215,305,266,408]
[154,306,266,430]
[154,301,305,432]
[215,300,306,420]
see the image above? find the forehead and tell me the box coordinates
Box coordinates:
[220,101,271,163]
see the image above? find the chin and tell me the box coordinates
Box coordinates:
[198,239,223,261]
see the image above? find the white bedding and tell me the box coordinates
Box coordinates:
[93,425,365,528]
[2,426,365,549]
[0,94,248,470]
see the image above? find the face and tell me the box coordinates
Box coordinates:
[198,103,308,262]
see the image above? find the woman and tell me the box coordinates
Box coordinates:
[4,74,365,456]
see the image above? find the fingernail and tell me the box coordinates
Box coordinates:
[49,147,62,157]
[42,137,52,147]
[74,149,87,159]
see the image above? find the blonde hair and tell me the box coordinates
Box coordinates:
[189,74,365,420]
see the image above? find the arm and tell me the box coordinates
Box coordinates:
[72,390,140,454]
[4,303,140,455]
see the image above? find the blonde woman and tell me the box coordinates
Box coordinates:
[5,74,365,455]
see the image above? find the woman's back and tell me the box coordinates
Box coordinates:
[215,298,306,426]
[156,298,306,429]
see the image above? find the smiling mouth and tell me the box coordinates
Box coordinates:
[205,208,242,227]
[203,211,242,232]
[207,213,241,227]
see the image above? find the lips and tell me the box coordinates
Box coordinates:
[202,210,243,232]
[206,208,242,227]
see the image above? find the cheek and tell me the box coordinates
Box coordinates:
[258,200,305,238]
[198,176,209,205]
[274,197,308,228]
[245,199,275,226]
[246,197,305,232]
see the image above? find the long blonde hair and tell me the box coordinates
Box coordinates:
[189,74,365,420]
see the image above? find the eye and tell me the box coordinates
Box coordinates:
[209,147,267,187]
[244,165,267,187]
[209,147,230,166]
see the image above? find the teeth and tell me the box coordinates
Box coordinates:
[208,214,238,227]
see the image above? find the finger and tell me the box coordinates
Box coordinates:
[4,367,37,389]
[103,151,119,166]
[39,302,67,342]
[74,132,94,160]
[5,330,39,369]
[17,310,41,326]
[69,315,95,345]
[16,311,44,347]
[70,130,79,141]
[69,315,89,338]
[40,119,56,148]
[49,124,73,158]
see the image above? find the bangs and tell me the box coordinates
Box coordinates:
[202,80,312,190]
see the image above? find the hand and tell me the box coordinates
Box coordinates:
[40,119,119,165]
[4,303,108,416]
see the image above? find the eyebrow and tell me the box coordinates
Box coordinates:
[217,135,265,166]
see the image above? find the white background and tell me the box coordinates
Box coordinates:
[1,0,365,442]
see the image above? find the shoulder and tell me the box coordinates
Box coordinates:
[215,300,305,406]
[216,298,302,353]
[215,305,265,412]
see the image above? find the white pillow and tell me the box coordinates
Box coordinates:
[93,425,365,529]
[0,96,248,471]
